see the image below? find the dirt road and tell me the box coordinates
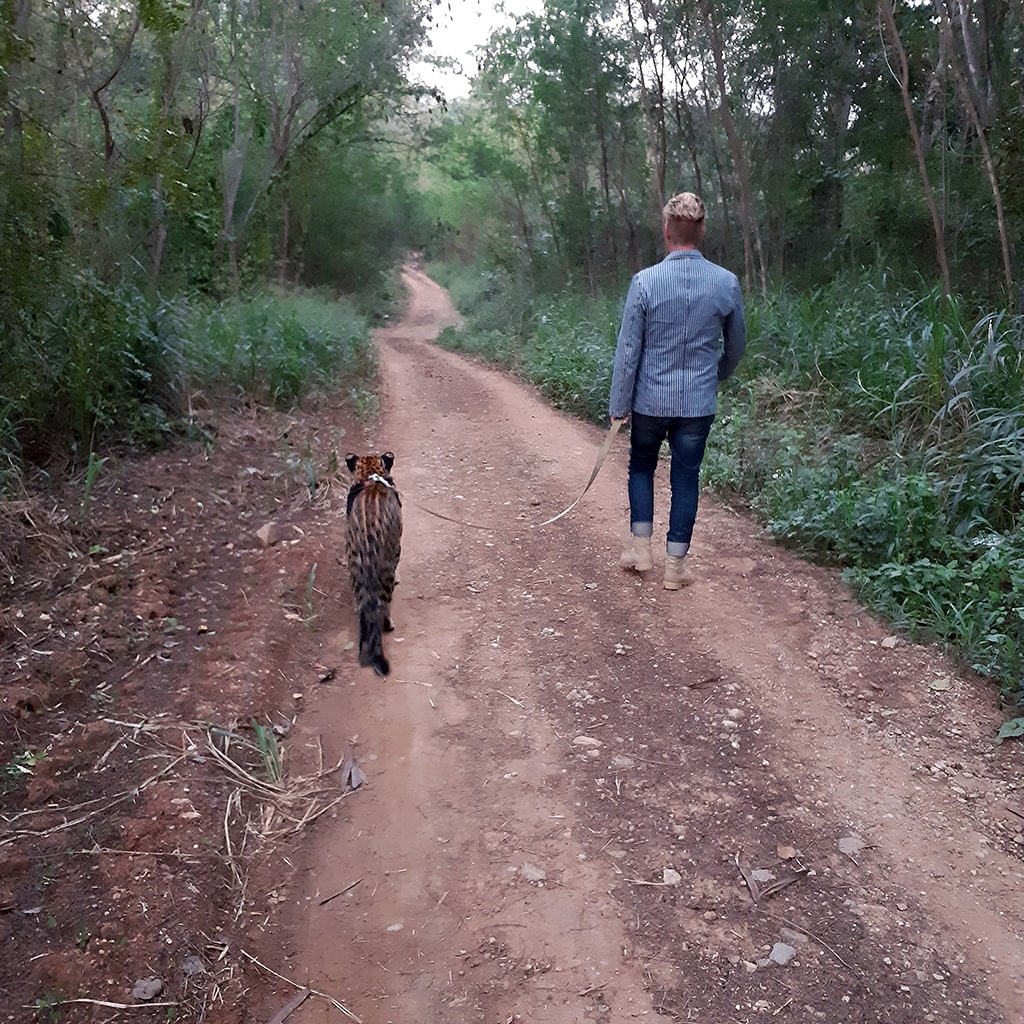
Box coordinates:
[4,268,1021,1023]
[270,269,1024,1024]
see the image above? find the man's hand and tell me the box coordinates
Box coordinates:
[610,416,628,427]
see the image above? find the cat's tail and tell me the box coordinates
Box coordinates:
[358,605,389,677]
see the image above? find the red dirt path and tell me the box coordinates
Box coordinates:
[1,268,1022,1024]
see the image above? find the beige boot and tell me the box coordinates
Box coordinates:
[620,535,653,572]
[663,554,694,589]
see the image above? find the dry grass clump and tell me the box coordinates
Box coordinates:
[0,495,79,583]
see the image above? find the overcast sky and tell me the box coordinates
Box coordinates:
[414,0,541,98]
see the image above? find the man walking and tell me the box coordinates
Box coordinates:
[608,192,746,589]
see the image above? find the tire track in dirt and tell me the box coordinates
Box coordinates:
[277,268,1023,1024]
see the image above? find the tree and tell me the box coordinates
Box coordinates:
[214,0,428,286]
[935,0,1014,300]
[879,0,952,295]
[474,0,635,288]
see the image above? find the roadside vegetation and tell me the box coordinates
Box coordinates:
[1,284,380,482]
[8,0,1020,1017]
[0,1,431,497]
[429,261,1024,734]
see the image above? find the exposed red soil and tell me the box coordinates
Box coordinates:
[2,268,1022,1024]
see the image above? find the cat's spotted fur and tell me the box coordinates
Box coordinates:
[345,452,402,676]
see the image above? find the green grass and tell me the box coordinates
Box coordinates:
[703,280,1023,700]
[429,260,618,423]
[176,292,377,410]
[0,284,379,491]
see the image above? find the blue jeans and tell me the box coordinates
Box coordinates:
[628,413,714,554]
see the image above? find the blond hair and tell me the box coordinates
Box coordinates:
[663,192,706,246]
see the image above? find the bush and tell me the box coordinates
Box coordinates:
[0,285,378,494]
[1,272,158,461]
[182,292,377,410]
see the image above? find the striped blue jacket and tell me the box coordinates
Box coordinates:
[608,250,746,419]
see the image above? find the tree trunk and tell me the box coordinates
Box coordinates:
[278,193,291,287]
[879,0,953,295]
[954,0,992,124]
[594,82,619,281]
[699,72,736,269]
[669,77,703,197]
[217,0,248,292]
[626,0,667,212]
[698,0,766,293]
[0,0,33,223]
[936,0,1014,300]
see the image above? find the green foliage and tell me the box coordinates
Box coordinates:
[429,261,528,367]
[760,455,946,567]
[429,260,616,422]
[997,717,1024,744]
[294,143,431,305]
[844,533,1024,691]
[304,562,319,628]
[183,293,376,410]
[420,0,1024,302]
[1,272,160,460]
[250,720,283,784]
[139,0,187,34]
[0,0,428,482]
[703,278,1024,700]
[524,294,620,423]
[1,747,47,793]
[80,452,109,521]
[0,287,377,491]
[34,992,63,1023]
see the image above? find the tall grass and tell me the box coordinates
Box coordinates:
[0,281,378,492]
[1,271,162,456]
[429,260,619,422]
[178,293,377,410]
[431,261,1024,703]
[706,282,1024,700]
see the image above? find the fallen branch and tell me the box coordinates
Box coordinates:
[319,878,362,906]
[267,987,311,1024]
[241,949,362,1022]
[735,853,761,903]
[734,852,808,904]
[70,847,216,859]
[22,999,178,1010]
[0,753,188,846]
[735,852,858,975]
[762,910,860,976]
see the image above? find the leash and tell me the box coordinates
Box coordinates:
[352,420,624,533]
[411,502,492,530]
[534,418,624,528]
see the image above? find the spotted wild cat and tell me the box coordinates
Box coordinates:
[345,452,402,676]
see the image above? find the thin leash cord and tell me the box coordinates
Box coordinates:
[533,418,623,528]
[346,474,492,530]
[373,421,623,533]
[409,502,492,530]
